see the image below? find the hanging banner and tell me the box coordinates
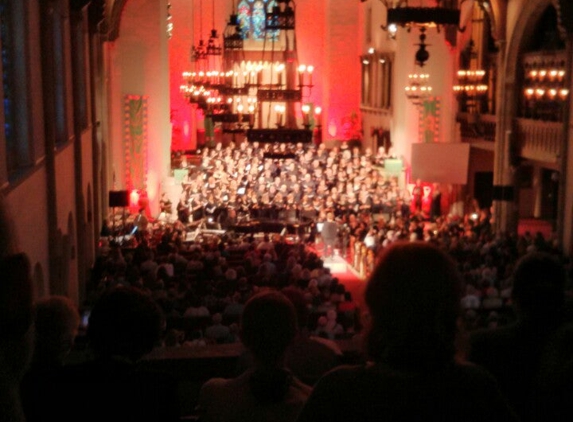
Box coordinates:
[419,96,441,144]
[123,95,148,191]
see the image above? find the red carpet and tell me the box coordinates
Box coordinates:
[308,243,367,310]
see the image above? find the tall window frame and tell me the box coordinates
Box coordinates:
[1,0,33,178]
[237,0,279,41]
[361,51,393,110]
[50,0,68,146]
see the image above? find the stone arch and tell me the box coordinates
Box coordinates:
[496,0,555,138]
[87,183,93,224]
[68,212,76,262]
[86,183,95,266]
[106,0,128,41]
[50,228,64,295]
[33,262,46,299]
[66,212,79,303]
[505,0,554,85]
[481,0,505,41]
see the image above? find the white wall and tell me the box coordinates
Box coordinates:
[107,0,171,214]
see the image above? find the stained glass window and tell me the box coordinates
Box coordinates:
[252,1,265,39]
[237,0,279,41]
[238,1,251,38]
[0,0,15,170]
[1,0,33,176]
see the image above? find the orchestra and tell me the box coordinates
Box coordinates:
[170,140,406,251]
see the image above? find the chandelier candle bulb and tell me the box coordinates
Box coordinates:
[307,65,314,86]
[302,104,310,126]
[275,104,285,127]
[298,65,306,86]
[314,106,322,126]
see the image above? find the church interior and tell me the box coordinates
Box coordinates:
[3,1,573,421]
[1,0,571,304]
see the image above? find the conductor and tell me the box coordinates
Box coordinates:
[321,212,338,259]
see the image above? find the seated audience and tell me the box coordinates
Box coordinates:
[297,242,517,422]
[204,313,232,344]
[198,291,311,422]
[282,288,342,385]
[0,254,33,422]
[21,296,80,421]
[0,196,34,422]
[469,252,573,421]
[51,287,179,422]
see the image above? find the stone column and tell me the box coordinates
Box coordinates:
[492,39,518,234]
[558,38,573,254]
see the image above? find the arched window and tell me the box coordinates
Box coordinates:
[237,0,278,41]
[0,0,33,178]
[1,1,16,171]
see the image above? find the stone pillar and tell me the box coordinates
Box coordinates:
[559,38,573,254]
[492,39,518,234]
[533,165,542,218]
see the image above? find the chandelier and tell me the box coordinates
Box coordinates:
[180,0,319,144]
[190,0,207,62]
[453,40,488,112]
[379,0,461,66]
[166,3,173,40]
[383,0,461,29]
[223,11,243,51]
[453,70,487,95]
[405,71,432,106]
[206,0,222,56]
[522,57,569,121]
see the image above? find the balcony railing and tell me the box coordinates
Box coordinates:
[457,112,496,142]
[515,118,563,163]
[458,114,563,164]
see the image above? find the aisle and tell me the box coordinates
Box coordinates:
[309,243,368,310]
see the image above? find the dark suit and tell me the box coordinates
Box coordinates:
[321,220,338,258]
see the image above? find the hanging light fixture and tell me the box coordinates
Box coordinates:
[181,0,316,144]
[166,3,174,40]
[381,0,461,29]
[379,1,461,66]
[522,57,569,121]
[405,71,432,106]
[265,0,296,30]
[453,41,487,97]
[190,0,207,62]
[206,0,222,56]
[223,1,244,51]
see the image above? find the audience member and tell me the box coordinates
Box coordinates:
[52,287,179,422]
[21,296,80,421]
[469,252,573,421]
[198,291,311,422]
[0,196,34,422]
[297,242,518,422]
[204,313,232,344]
[238,287,342,386]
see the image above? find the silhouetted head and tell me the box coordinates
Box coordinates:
[0,254,34,374]
[87,287,164,361]
[365,242,461,369]
[33,296,80,366]
[0,195,34,411]
[281,287,308,330]
[241,291,297,366]
[511,252,565,323]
